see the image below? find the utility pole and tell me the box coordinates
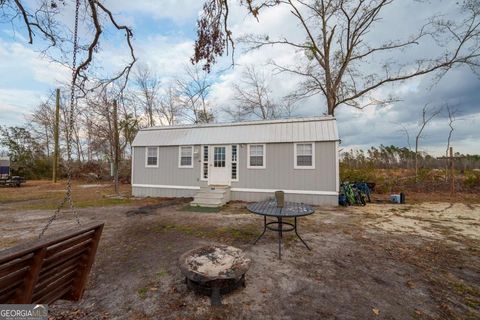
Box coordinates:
[52,88,60,182]
[112,100,120,195]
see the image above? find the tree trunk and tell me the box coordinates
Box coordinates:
[327,95,335,116]
[415,136,419,180]
[148,108,154,127]
[112,100,120,195]
[72,124,83,162]
[52,88,60,183]
[44,124,50,157]
[449,147,455,194]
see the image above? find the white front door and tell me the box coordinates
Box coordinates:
[208,145,231,185]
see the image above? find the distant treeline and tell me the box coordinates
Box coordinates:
[341,145,480,170]
[0,126,129,180]
[340,145,480,193]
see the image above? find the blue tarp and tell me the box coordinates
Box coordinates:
[0,166,9,175]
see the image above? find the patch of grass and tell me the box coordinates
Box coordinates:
[14,197,136,210]
[0,180,163,211]
[137,287,148,300]
[228,226,259,241]
[465,297,480,309]
[446,278,480,311]
[156,269,168,279]
[179,205,221,213]
[154,224,204,237]
[282,234,299,247]
[452,281,480,296]
[152,222,260,242]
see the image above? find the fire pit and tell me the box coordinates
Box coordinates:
[179,245,251,306]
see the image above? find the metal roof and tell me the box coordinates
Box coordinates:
[132,116,339,147]
[0,157,9,166]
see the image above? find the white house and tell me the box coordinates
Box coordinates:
[131,116,339,206]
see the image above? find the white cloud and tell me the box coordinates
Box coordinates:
[96,33,195,80]
[138,37,194,78]
[0,88,48,126]
[104,0,203,23]
[0,40,69,86]
[0,40,68,127]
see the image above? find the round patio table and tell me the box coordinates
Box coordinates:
[247,200,314,259]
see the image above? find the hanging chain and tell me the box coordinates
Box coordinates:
[39,0,82,238]
[66,0,82,225]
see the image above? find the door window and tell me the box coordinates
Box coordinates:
[214,147,226,167]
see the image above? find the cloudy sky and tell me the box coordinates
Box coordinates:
[0,0,479,156]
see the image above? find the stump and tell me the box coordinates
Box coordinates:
[179,245,251,306]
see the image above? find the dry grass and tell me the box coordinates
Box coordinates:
[1,180,479,319]
[0,180,159,210]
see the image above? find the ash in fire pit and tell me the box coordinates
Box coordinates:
[179,245,251,306]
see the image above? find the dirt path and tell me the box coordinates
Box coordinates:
[1,200,479,319]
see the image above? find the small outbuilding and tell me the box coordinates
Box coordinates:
[0,156,10,176]
[131,116,339,206]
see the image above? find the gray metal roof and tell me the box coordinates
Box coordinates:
[0,157,9,166]
[132,116,338,147]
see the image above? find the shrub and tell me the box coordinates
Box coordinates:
[463,170,480,189]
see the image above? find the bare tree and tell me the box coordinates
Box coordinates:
[118,102,140,155]
[158,84,184,126]
[445,105,459,180]
[176,65,215,124]
[84,117,94,161]
[397,123,413,168]
[223,105,247,122]
[226,65,296,120]
[193,1,480,116]
[27,100,56,157]
[415,104,441,178]
[1,0,136,94]
[445,106,459,159]
[83,93,115,161]
[134,65,161,127]
[112,100,120,194]
[197,109,215,123]
[230,65,276,119]
[60,96,85,161]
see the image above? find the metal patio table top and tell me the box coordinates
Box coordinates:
[247,200,314,259]
[247,200,314,217]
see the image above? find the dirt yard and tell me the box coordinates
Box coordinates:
[0,182,479,319]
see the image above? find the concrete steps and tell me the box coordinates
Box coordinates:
[190,185,231,208]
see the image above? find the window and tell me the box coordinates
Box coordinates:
[294,143,315,169]
[178,146,193,168]
[145,147,158,167]
[213,146,226,167]
[248,144,266,169]
[201,145,208,180]
[231,145,238,180]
